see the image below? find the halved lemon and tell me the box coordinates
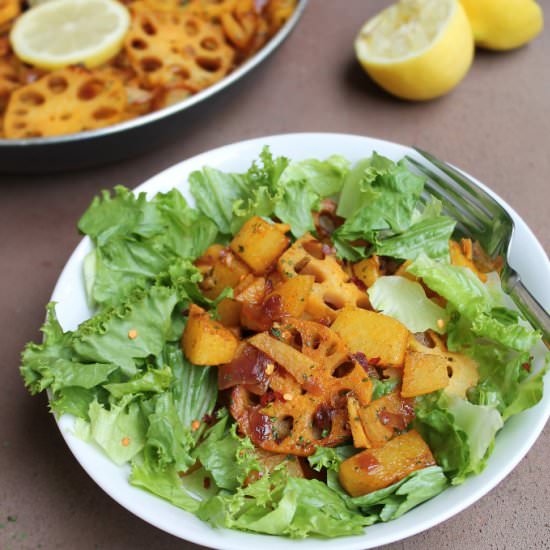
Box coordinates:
[355,0,474,101]
[460,0,543,50]
[10,0,130,70]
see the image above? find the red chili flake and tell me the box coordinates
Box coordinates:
[369,357,381,365]
[521,362,531,372]
[203,477,211,489]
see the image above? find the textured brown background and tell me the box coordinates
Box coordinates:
[1,1,549,549]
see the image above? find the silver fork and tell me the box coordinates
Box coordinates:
[406,148,550,347]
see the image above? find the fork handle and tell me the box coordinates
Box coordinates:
[506,273,550,349]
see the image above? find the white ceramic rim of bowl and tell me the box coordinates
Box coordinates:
[50,133,550,550]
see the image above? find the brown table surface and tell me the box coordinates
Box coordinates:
[1,1,549,549]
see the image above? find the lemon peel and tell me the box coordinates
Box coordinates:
[355,0,474,101]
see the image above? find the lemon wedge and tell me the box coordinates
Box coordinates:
[10,0,130,70]
[460,0,543,50]
[355,0,474,101]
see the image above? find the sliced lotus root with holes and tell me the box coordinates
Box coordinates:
[4,67,126,138]
[408,332,479,398]
[278,233,371,323]
[187,0,259,50]
[143,0,180,12]
[240,14,269,56]
[151,85,192,110]
[0,56,19,110]
[252,320,373,406]
[231,383,350,456]
[266,0,296,35]
[229,320,373,455]
[0,0,20,27]
[220,0,258,49]
[186,0,239,21]
[125,2,235,92]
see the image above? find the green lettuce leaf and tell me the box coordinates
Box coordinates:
[465,343,548,419]
[307,445,357,473]
[49,386,100,419]
[334,153,425,260]
[502,358,548,419]
[371,377,400,400]
[408,255,540,352]
[86,395,147,465]
[197,469,371,538]
[143,344,217,472]
[336,154,395,219]
[72,286,179,377]
[274,178,319,237]
[371,216,455,261]
[192,412,259,491]
[21,303,78,394]
[415,392,503,484]
[104,366,172,398]
[368,276,449,334]
[347,466,448,521]
[130,455,200,512]
[79,186,217,306]
[191,147,350,238]
[278,155,350,197]
[20,303,117,416]
[189,147,288,235]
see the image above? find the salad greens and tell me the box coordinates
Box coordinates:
[368,276,449,334]
[20,148,547,540]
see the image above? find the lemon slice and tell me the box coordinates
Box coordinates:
[10,0,130,70]
[460,0,543,50]
[355,0,474,101]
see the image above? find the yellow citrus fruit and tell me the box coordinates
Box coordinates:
[10,0,130,70]
[355,0,474,101]
[460,0,543,50]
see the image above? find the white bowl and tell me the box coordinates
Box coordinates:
[50,133,550,549]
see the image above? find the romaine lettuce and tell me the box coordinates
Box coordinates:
[197,469,371,538]
[191,147,349,238]
[79,186,218,307]
[192,411,259,491]
[368,276,449,334]
[334,153,425,260]
[408,255,541,352]
[415,392,503,484]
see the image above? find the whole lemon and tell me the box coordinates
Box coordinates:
[460,0,543,50]
[355,0,474,101]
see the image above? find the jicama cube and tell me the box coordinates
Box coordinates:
[331,308,410,367]
[182,304,239,365]
[339,430,435,496]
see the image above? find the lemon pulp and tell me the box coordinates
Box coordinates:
[355,0,474,101]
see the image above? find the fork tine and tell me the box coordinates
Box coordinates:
[414,148,508,220]
[420,190,474,237]
[407,156,493,227]
[419,184,485,235]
